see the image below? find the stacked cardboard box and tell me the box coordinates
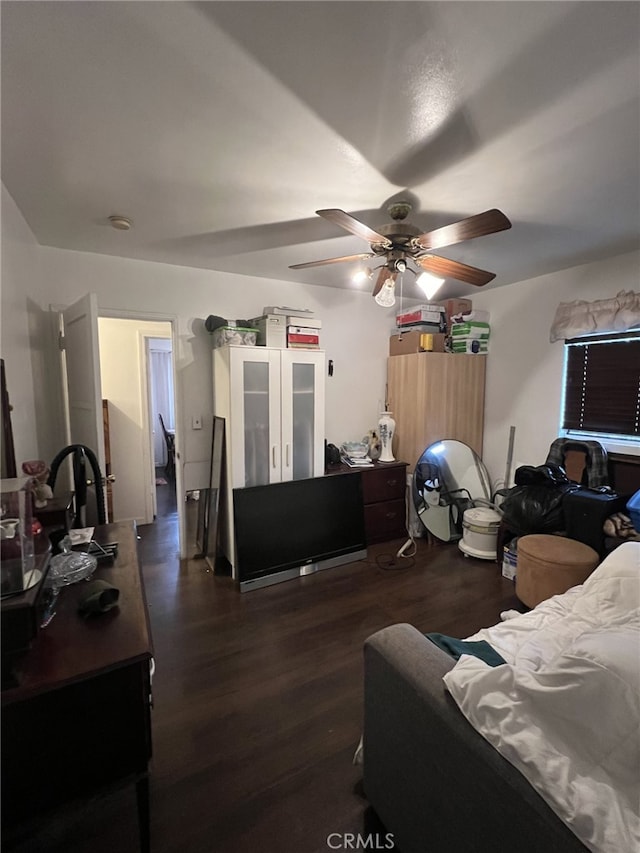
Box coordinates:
[251,308,322,348]
[451,320,490,354]
[395,304,446,329]
[249,314,287,348]
[439,298,472,332]
[389,330,446,356]
[286,314,321,349]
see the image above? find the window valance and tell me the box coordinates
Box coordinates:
[549,290,640,343]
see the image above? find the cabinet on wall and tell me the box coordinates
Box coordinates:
[214,345,325,573]
[387,352,486,471]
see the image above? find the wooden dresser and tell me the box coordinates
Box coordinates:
[361,461,408,544]
[1,521,153,852]
[328,461,408,545]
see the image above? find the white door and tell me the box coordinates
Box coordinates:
[61,293,106,518]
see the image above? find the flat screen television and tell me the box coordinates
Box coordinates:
[233,472,367,591]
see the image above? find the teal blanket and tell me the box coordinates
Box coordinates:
[425,632,506,667]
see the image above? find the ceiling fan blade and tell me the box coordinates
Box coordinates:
[416,255,496,286]
[372,268,396,297]
[317,209,392,247]
[413,209,511,251]
[289,252,374,270]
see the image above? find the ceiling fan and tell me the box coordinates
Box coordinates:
[289,201,511,305]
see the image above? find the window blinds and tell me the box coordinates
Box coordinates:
[563,334,640,437]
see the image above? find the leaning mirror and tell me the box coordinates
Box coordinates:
[195,416,225,570]
[412,439,492,543]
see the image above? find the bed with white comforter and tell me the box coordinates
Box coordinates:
[444,541,640,853]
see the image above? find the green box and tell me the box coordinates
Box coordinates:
[451,321,490,339]
[452,338,488,354]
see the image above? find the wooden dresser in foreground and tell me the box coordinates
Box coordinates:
[1,521,153,853]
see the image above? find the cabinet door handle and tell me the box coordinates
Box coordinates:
[272,446,277,468]
[286,444,290,467]
[386,511,398,519]
[387,479,398,487]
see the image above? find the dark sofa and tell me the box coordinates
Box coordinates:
[362,624,587,853]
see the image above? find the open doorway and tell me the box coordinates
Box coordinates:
[97,318,175,526]
[146,336,176,518]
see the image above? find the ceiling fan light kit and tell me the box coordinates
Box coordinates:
[352,267,373,284]
[374,278,397,308]
[289,202,512,305]
[416,271,445,300]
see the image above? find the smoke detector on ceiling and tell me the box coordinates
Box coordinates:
[108,215,132,231]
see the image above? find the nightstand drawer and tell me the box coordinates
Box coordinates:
[361,466,406,503]
[364,498,406,543]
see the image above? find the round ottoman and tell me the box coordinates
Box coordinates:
[515,534,599,608]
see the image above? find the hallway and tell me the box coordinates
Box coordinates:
[154,467,177,519]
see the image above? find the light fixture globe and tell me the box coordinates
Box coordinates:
[374,277,396,307]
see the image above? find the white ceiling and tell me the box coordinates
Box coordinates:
[2,1,639,301]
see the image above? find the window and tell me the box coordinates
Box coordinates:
[562,333,640,438]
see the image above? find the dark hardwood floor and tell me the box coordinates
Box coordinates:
[5,487,522,853]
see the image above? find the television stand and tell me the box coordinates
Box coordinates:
[239,547,368,592]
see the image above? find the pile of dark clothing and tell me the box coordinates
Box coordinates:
[499,463,580,537]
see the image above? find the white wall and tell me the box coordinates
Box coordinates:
[471,250,640,490]
[1,186,40,467]
[4,183,638,496]
[99,317,171,523]
[34,241,394,490]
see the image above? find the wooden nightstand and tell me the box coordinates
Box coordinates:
[360,461,408,544]
[325,460,408,545]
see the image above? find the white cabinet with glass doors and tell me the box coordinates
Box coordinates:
[213,345,325,573]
